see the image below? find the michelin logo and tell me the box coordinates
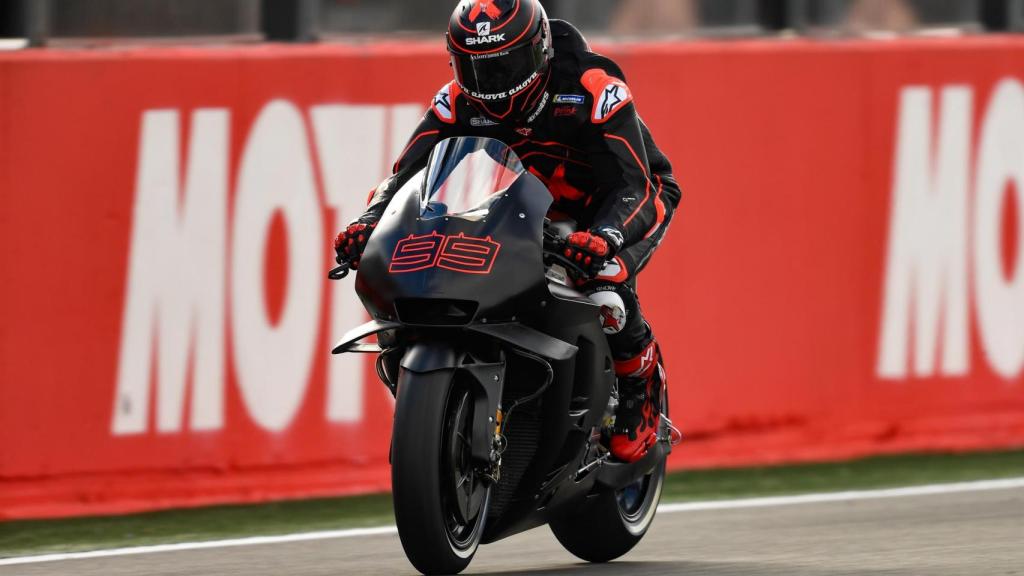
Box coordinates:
[554,94,586,104]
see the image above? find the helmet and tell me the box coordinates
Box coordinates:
[447,0,553,121]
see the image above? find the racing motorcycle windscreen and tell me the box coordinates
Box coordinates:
[421,137,525,221]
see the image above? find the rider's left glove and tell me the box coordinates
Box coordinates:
[563,231,614,278]
[334,221,377,269]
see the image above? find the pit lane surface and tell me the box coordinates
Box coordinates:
[4,485,1022,576]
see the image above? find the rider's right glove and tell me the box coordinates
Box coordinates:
[334,220,377,270]
[563,231,613,278]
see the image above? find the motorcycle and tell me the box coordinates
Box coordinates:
[329,136,677,575]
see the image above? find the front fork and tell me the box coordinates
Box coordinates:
[387,341,509,486]
[385,343,561,488]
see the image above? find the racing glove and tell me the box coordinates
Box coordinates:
[563,231,614,278]
[334,221,377,269]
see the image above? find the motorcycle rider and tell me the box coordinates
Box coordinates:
[334,0,681,463]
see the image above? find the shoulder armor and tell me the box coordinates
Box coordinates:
[581,68,633,124]
[431,81,462,125]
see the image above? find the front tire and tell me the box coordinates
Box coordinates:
[392,368,490,575]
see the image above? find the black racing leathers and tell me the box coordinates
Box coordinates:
[357,20,682,360]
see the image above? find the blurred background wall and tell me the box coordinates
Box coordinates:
[1,0,1024,520]
[2,0,1024,45]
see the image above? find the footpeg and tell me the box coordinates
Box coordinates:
[661,415,683,447]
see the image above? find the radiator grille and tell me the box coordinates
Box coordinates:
[487,406,540,521]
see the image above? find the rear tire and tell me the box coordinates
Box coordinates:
[549,385,669,563]
[392,368,490,575]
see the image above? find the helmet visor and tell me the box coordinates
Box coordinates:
[451,39,546,101]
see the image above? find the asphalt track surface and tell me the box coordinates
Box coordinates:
[4,485,1022,576]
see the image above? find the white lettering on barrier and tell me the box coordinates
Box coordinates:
[311,104,385,424]
[232,100,324,432]
[974,79,1024,379]
[878,87,971,379]
[113,100,423,434]
[879,79,1024,382]
[113,109,229,434]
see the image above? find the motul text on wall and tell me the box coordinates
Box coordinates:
[879,78,1024,383]
[113,101,421,434]
[2,40,1024,520]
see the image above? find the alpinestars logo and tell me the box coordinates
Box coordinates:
[591,79,632,123]
[526,92,549,124]
[432,86,453,121]
[434,92,451,114]
[466,33,506,46]
[596,226,625,250]
[600,86,624,118]
[601,307,624,332]
[476,22,491,36]
[588,289,628,335]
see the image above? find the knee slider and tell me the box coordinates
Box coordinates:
[588,287,628,335]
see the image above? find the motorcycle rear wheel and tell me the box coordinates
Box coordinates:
[549,387,669,563]
[392,368,490,575]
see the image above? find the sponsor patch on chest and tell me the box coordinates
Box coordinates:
[554,105,577,117]
[470,116,499,127]
[554,94,586,104]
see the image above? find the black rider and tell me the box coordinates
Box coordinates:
[335,0,682,463]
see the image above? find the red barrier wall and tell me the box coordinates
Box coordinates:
[2,38,1024,520]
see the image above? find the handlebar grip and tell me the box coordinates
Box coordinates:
[543,251,590,282]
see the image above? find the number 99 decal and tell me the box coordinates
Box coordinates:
[389,232,501,275]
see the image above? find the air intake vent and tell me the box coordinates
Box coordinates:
[394,298,479,326]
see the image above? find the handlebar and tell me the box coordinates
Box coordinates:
[327,223,597,283]
[543,224,590,281]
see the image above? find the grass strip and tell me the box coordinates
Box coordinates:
[2,448,1023,557]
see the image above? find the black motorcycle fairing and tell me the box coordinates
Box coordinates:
[595,441,668,489]
[479,286,616,543]
[467,323,578,362]
[354,166,553,327]
[331,319,402,354]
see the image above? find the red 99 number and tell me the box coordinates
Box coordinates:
[389,232,501,275]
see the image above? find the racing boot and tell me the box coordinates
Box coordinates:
[609,340,665,463]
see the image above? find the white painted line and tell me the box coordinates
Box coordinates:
[657,476,1024,513]
[2,476,1023,567]
[0,526,398,567]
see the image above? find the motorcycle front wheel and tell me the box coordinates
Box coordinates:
[392,368,490,575]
